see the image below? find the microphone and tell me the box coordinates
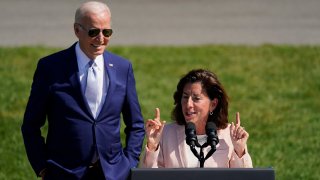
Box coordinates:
[205,121,219,160]
[185,122,200,148]
[185,122,201,160]
[206,121,219,149]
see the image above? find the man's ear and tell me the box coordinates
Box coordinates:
[74,24,79,33]
[74,24,80,38]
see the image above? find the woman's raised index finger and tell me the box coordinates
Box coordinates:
[154,108,161,121]
[236,112,241,126]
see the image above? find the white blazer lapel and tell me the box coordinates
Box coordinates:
[177,124,188,167]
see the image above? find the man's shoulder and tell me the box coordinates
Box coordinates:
[104,50,131,64]
[42,44,75,60]
[37,44,76,68]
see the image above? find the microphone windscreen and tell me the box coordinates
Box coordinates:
[186,122,196,133]
[206,121,219,148]
[206,121,217,132]
[185,122,197,146]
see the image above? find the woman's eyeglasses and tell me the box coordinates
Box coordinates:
[76,23,113,38]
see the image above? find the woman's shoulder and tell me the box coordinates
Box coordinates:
[218,123,231,136]
[161,122,185,145]
[164,122,183,130]
[162,122,184,136]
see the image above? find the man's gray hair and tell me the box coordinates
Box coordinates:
[75,1,111,23]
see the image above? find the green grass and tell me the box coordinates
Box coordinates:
[0,45,319,179]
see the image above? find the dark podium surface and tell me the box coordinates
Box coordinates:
[130,168,275,180]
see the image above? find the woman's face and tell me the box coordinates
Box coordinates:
[181,82,217,128]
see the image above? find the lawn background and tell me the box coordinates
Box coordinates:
[0,45,319,179]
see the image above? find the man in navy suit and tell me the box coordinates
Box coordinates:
[21,1,145,180]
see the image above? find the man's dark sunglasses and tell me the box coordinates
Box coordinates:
[76,23,113,38]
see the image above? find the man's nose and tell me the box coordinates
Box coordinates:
[96,32,104,41]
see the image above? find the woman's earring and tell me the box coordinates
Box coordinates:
[210,111,213,115]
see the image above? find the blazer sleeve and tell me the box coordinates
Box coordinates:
[121,63,145,168]
[141,125,170,168]
[141,145,162,168]
[21,59,49,175]
[229,146,253,168]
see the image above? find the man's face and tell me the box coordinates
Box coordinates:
[74,11,111,60]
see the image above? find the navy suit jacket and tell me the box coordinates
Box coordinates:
[21,43,145,180]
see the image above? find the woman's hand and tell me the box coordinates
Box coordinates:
[145,108,166,151]
[230,112,249,157]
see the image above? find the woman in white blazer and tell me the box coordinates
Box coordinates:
[142,69,252,168]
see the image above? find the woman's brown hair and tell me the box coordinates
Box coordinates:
[171,69,229,129]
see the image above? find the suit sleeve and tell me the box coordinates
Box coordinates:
[21,59,49,175]
[121,63,145,168]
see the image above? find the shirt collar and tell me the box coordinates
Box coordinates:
[75,42,104,71]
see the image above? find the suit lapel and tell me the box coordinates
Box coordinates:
[67,44,94,120]
[96,52,116,121]
[67,46,83,100]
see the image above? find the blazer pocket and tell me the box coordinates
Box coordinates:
[46,160,87,179]
[50,83,74,93]
[106,142,123,164]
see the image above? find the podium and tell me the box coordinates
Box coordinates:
[130,168,275,180]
